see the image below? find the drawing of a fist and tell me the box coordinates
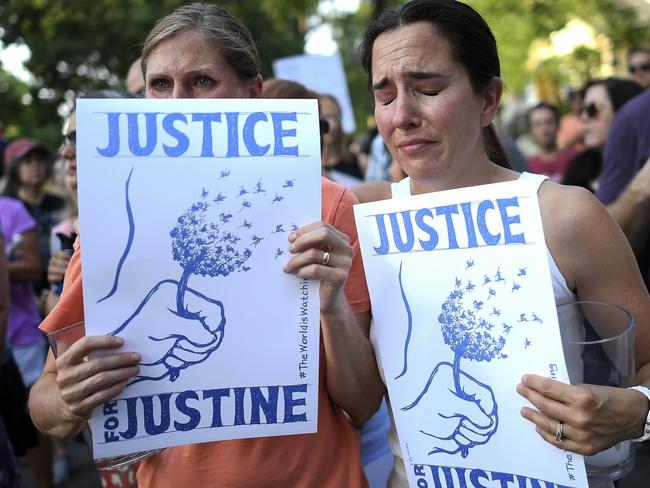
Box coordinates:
[402,361,498,457]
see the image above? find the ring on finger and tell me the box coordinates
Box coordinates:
[554,421,564,442]
[322,251,331,266]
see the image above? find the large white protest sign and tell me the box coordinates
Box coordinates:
[273,51,356,134]
[76,98,321,458]
[354,181,588,488]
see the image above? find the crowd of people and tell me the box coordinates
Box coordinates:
[1,1,650,487]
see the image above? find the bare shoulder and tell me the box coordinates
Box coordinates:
[537,181,631,291]
[537,182,612,241]
[351,181,392,204]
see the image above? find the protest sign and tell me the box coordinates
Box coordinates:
[273,52,356,134]
[76,98,321,458]
[354,180,588,488]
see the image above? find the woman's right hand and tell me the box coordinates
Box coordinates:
[47,250,73,284]
[51,335,140,435]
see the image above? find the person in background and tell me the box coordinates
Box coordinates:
[45,90,134,317]
[0,232,20,488]
[0,192,48,487]
[44,112,78,317]
[526,102,577,181]
[556,88,584,151]
[350,123,378,177]
[3,139,64,298]
[30,4,383,487]
[562,78,642,193]
[595,80,650,488]
[628,46,650,90]
[319,93,364,185]
[596,87,650,275]
[356,1,650,487]
[125,57,145,97]
[364,132,392,182]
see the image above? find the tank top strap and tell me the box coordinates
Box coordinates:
[518,171,548,193]
[390,177,412,198]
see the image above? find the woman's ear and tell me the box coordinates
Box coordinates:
[480,77,504,128]
[248,74,263,99]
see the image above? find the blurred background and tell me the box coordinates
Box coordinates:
[1,0,649,148]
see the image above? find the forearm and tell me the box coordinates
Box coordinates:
[608,191,650,255]
[44,289,61,316]
[607,159,650,255]
[321,300,384,425]
[9,259,42,283]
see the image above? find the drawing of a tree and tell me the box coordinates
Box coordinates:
[401,264,542,457]
[170,195,252,318]
[438,287,506,400]
[107,170,299,384]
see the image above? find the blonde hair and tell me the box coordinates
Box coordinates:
[141,3,260,82]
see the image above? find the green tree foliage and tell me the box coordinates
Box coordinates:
[0,0,317,148]
[326,0,647,132]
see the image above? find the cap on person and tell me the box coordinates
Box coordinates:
[4,137,52,168]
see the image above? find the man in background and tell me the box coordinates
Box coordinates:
[628,46,650,89]
[526,102,577,181]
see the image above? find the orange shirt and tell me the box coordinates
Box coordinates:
[40,177,370,488]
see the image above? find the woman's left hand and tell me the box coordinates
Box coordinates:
[283,221,353,314]
[517,374,647,455]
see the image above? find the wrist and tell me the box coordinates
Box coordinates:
[628,386,650,442]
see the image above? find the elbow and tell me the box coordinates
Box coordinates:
[347,386,385,427]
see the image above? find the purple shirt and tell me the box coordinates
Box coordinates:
[0,196,43,347]
[597,90,650,204]
[596,90,650,284]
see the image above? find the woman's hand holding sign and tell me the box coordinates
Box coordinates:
[33,336,140,438]
[283,215,383,425]
[284,221,353,315]
[518,374,647,455]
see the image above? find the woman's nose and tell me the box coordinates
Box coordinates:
[392,94,421,129]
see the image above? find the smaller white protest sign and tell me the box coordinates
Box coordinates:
[354,180,588,488]
[76,98,321,458]
[273,51,356,133]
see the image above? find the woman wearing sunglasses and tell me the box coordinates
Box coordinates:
[562,78,643,192]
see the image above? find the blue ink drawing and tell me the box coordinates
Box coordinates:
[99,167,136,303]
[399,263,539,458]
[104,170,299,385]
[254,179,266,194]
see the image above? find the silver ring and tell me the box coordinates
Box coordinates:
[555,421,564,442]
[322,251,331,266]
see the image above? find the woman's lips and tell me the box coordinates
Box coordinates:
[397,138,436,156]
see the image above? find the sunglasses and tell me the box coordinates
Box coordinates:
[579,102,604,119]
[62,130,77,147]
[319,118,330,135]
[629,62,650,74]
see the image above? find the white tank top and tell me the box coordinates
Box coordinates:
[373,173,583,487]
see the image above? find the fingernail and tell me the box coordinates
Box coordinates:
[288,232,296,242]
[131,353,141,362]
[114,337,124,346]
